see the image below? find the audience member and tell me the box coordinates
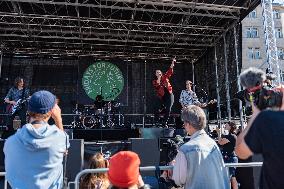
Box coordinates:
[171,105,229,189]
[4,90,69,189]
[236,68,284,189]
[108,151,150,189]
[80,153,110,189]
[218,122,239,189]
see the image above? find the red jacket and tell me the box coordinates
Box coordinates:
[152,68,173,99]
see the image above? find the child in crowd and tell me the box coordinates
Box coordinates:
[80,153,110,189]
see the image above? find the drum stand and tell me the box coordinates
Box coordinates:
[99,108,105,128]
[105,102,114,128]
[117,113,124,127]
[71,104,81,128]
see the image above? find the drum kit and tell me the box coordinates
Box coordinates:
[71,101,124,129]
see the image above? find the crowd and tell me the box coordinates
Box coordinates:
[3,66,284,189]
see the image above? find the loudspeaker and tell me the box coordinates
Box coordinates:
[129,138,160,176]
[65,139,84,182]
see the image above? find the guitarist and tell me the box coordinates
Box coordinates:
[4,77,30,131]
[179,80,214,131]
[179,80,204,108]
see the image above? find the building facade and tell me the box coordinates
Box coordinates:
[242,3,284,80]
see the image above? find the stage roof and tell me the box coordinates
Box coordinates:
[0,0,260,62]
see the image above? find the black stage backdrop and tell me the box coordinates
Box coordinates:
[0,50,241,126]
[0,57,194,116]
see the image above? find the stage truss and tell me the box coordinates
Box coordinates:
[0,0,259,62]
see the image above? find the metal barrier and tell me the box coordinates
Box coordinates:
[0,162,263,189]
[73,162,263,189]
[0,172,8,189]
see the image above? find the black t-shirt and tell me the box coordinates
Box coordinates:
[245,110,284,189]
[222,133,237,156]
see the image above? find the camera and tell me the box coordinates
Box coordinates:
[237,68,283,110]
[160,135,185,165]
[246,86,282,110]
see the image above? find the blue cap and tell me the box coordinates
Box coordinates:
[28,90,56,114]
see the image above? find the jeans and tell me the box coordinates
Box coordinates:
[223,155,238,177]
[154,92,174,126]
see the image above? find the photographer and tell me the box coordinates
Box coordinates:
[235,68,284,189]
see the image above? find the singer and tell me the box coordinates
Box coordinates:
[152,58,175,127]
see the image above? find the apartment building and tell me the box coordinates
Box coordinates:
[242,3,284,79]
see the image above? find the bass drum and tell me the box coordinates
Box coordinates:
[82,116,97,129]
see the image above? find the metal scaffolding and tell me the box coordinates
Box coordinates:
[0,0,259,61]
[261,0,281,83]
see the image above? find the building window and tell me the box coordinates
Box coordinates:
[254,48,261,59]
[281,70,284,82]
[273,10,280,19]
[248,10,257,18]
[278,48,284,60]
[246,27,259,38]
[248,47,254,59]
[247,47,261,59]
[276,28,283,38]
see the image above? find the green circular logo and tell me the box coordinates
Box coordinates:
[82,61,124,101]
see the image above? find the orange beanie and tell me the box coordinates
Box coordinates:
[108,151,141,188]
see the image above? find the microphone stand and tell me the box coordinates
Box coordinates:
[142,96,146,128]
[193,84,208,102]
[195,85,210,133]
[99,86,104,129]
[200,88,208,102]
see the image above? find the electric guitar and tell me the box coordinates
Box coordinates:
[182,99,217,109]
[199,99,217,108]
[6,98,29,115]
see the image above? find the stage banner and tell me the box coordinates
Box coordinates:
[82,61,124,101]
[78,59,128,105]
